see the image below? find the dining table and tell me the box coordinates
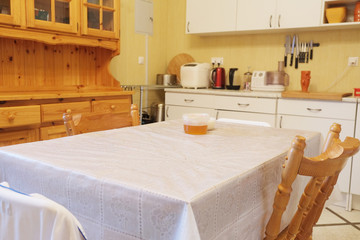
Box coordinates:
[0,119,321,240]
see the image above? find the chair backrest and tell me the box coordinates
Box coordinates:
[264,123,360,240]
[0,182,86,240]
[63,104,140,136]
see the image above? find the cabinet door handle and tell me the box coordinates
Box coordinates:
[278,14,281,27]
[279,115,283,128]
[306,108,322,113]
[166,106,169,118]
[187,22,190,32]
[237,103,250,107]
[184,99,194,103]
[269,15,273,28]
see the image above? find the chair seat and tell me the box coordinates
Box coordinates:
[0,183,86,240]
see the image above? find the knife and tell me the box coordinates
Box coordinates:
[290,35,296,66]
[295,35,299,69]
[284,35,291,67]
[310,40,313,60]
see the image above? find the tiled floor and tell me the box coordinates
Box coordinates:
[313,205,360,239]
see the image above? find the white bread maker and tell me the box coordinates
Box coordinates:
[180,63,212,89]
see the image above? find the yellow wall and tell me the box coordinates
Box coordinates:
[111,0,360,94]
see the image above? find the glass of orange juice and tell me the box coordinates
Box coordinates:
[183,113,210,135]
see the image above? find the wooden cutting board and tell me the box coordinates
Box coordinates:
[167,53,195,84]
[282,91,352,101]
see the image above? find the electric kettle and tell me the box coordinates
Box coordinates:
[210,66,225,89]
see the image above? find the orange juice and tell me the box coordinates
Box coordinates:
[182,113,210,135]
[184,124,208,135]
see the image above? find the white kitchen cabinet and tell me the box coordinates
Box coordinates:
[278,98,357,210]
[165,105,216,120]
[185,0,237,34]
[215,96,277,127]
[165,92,216,120]
[237,0,322,31]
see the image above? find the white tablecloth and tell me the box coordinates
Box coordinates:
[0,120,320,240]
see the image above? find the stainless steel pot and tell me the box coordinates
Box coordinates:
[156,74,177,86]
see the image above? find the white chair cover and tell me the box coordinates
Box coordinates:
[0,182,86,240]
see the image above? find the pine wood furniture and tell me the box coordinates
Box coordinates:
[264,123,360,240]
[0,1,133,147]
[63,104,140,136]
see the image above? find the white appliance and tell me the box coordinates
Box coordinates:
[251,71,286,92]
[180,63,212,89]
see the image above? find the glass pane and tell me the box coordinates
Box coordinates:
[35,0,51,21]
[87,0,99,5]
[88,7,99,29]
[55,0,69,24]
[103,0,113,8]
[0,0,10,15]
[103,10,114,31]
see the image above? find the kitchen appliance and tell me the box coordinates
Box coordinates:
[251,61,289,92]
[226,68,240,90]
[180,63,212,89]
[210,66,226,89]
[156,74,177,86]
[243,67,252,90]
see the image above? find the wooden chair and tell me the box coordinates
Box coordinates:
[264,123,360,240]
[63,104,140,136]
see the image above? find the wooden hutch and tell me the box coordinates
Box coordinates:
[0,0,133,146]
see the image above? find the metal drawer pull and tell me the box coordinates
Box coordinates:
[184,99,194,103]
[306,108,322,113]
[238,103,250,107]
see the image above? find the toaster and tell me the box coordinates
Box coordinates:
[251,71,288,92]
[180,63,212,89]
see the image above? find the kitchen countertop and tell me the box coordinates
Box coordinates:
[165,88,282,98]
[165,88,358,102]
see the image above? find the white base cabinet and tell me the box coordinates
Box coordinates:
[351,106,360,195]
[278,99,357,210]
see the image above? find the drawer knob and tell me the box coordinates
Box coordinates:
[8,114,15,121]
[66,109,72,114]
[110,105,116,110]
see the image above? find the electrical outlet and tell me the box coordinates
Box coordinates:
[210,57,224,65]
[348,57,358,66]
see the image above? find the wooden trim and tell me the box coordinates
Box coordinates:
[0,27,119,51]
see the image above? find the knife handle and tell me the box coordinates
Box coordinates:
[290,54,294,66]
[310,49,313,60]
[284,55,287,67]
[295,57,299,69]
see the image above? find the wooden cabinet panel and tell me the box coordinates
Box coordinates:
[0,105,41,128]
[92,98,132,113]
[41,101,91,122]
[40,125,67,140]
[0,129,39,147]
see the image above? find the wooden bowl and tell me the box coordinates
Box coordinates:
[326,7,347,23]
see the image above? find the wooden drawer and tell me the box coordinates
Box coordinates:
[215,96,277,114]
[278,99,356,120]
[92,99,132,113]
[0,106,41,128]
[40,125,67,140]
[41,102,91,123]
[0,129,39,147]
[165,92,214,108]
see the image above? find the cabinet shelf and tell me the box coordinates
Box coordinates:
[323,0,360,25]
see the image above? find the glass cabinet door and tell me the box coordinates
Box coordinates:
[82,0,119,39]
[0,0,21,26]
[27,0,78,33]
